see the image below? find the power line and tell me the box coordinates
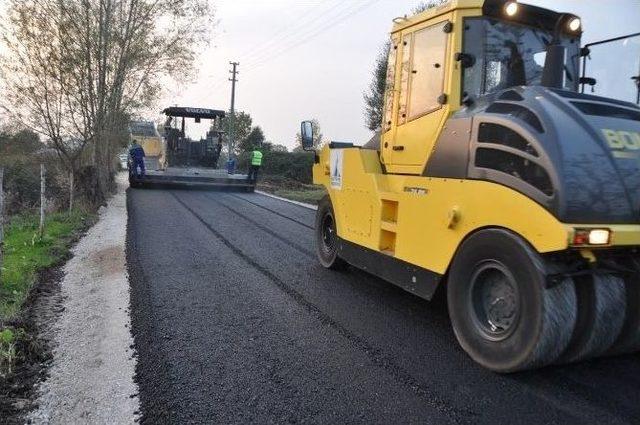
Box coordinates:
[234,0,342,64]
[195,0,356,103]
[241,0,374,71]
[243,0,382,74]
[193,0,382,106]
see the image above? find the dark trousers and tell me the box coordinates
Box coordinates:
[248,165,260,181]
[133,159,146,177]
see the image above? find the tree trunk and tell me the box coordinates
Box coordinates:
[94,132,108,204]
[69,168,75,212]
[40,164,46,237]
[0,168,4,285]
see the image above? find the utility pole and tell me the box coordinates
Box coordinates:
[228,61,239,158]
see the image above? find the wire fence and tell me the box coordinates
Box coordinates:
[0,164,49,285]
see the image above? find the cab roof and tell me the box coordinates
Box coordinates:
[391,0,581,36]
[391,0,483,33]
[162,107,225,119]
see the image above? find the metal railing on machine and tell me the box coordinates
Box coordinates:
[580,32,640,105]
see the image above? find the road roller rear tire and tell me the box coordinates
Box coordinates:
[609,258,640,355]
[448,229,577,373]
[315,196,347,270]
[558,273,626,363]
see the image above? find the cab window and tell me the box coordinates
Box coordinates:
[396,22,449,125]
[383,37,399,132]
[408,22,448,120]
[397,35,413,125]
[462,17,580,99]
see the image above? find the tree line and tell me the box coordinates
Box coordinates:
[212,111,326,157]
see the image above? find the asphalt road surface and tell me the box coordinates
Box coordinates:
[126,188,640,425]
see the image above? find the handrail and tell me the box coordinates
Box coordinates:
[580,32,640,104]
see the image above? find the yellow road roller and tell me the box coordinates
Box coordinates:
[300,0,640,372]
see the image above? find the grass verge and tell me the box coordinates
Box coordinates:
[0,210,96,376]
[258,175,326,205]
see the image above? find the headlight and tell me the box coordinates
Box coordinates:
[572,228,611,246]
[504,1,518,17]
[568,17,581,32]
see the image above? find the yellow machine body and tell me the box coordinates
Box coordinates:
[314,148,640,278]
[312,0,640,282]
[129,121,167,171]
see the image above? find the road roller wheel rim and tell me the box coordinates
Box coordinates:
[448,229,577,373]
[469,260,521,342]
[315,196,346,270]
[321,213,337,256]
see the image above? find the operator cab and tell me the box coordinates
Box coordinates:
[162,107,226,169]
[380,0,584,173]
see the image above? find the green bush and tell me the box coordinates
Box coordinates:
[0,130,68,215]
[0,329,14,344]
[238,151,314,184]
[0,328,17,377]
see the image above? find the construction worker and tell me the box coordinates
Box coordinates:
[247,149,263,182]
[129,139,146,178]
[227,156,236,175]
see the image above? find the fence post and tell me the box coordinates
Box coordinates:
[0,168,4,284]
[39,164,45,237]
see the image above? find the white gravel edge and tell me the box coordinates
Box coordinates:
[255,190,318,210]
[28,174,139,424]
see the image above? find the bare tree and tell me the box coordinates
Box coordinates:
[0,2,89,209]
[1,0,214,204]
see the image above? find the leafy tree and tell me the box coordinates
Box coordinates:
[363,42,390,131]
[270,144,289,153]
[239,126,265,152]
[363,1,446,131]
[411,1,443,14]
[0,129,42,157]
[216,110,253,156]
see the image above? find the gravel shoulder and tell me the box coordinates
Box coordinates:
[28,174,139,424]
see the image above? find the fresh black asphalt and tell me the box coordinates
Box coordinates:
[126,188,640,424]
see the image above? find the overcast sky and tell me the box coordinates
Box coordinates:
[165,0,639,149]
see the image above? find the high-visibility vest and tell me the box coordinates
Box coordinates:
[251,150,263,166]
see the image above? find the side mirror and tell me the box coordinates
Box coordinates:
[579,76,597,87]
[300,120,315,151]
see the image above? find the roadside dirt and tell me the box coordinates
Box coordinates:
[26,174,139,424]
[0,174,139,424]
[0,239,85,424]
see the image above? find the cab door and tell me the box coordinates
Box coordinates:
[381,34,400,166]
[387,17,452,171]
